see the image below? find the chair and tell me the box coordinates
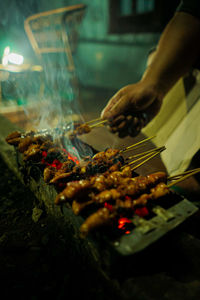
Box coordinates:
[24,4,86,100]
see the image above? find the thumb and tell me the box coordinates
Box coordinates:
[101,93,121,119]
[106,95,130,119]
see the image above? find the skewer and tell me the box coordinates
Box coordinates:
[89,119,108,128]
[131,150,164,170]
[124,146,165,168]
[167,168,200,188]
[168,168,200,180]
[120,135,156,153]
[126,146,165,160]
[85,117,101,125]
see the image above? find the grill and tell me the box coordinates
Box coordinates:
[112,197,198,255]
[10,131,198,257]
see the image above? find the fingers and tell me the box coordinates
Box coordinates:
[102,95,130,120]
[108,114,147,138]
[101,91,121,119]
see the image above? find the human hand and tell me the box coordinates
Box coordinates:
[101,81,163,137]
[107,113,148,138]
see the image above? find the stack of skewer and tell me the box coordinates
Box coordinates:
[5,117,200,238]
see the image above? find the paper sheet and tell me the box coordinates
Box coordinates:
[142,71,200,175]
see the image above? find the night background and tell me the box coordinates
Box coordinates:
[2,2,200,300]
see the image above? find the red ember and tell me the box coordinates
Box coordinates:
[41,148,79,170]
[118,217,132,234]
[104,202,113,211]
[134,207,149,217]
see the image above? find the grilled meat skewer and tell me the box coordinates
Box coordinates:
[55,166,133,204]
[80,182,170,237]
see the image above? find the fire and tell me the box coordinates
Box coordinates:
[62,147,79,165]
[41,148,79,170]
[134,207,149,217]
[104,202,113,211]
[117,217,132,234]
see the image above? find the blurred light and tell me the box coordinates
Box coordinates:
[2,46,24,66]
[2,56,8,66]
[4,46,10,56]
[7,53,24,65]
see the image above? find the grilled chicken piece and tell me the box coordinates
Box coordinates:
[80,207,116,238]
[43,166,56,183]
[74,123,91,135]
[93,189,121,203]
[55,180,91,204]
[23,144,42,161]
[72,199,94,215]
[50,172,73,184]
[149,182,170,199]
[117,183,170,210]
[5,131,22,145]
[68,123,91,139]
[92,148,120,161]
[18,136,34,153]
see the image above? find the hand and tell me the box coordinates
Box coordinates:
[108,113,148,138]
[101,81,163,137]
[101,81,163,120]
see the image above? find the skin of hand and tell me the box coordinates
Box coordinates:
[101,12,200,136]
[101,81,163,120]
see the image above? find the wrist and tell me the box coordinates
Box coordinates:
[140,75,169,101]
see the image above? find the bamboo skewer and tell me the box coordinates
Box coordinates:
[131,150,164,170]
[85,117,101,125]
[167,168,200,188]
[124,147,165,168]
[120,135,156,153]
[89,119,108,128]
[168,168,200,181]
[126,146,165,160]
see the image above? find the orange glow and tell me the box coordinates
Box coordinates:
[134,207,149,217]
[62,148,79,165]
[118,217,132,229]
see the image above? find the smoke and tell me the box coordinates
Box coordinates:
[0,1,90,158]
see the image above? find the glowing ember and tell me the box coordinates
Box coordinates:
[134,207,149,217]
[104,202,113,211]
[118,217,132,234]
[41,148,79,170]
[51,159,63,170]
[62,148,79,165]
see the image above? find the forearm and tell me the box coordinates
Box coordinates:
[142,12,200,98]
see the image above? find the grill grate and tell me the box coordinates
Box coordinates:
[112,198,198,255]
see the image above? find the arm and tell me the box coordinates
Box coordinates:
[101,12,200,124]
[142,12,200,97]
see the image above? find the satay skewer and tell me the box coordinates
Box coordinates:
[126,146,165,160]
[122,146,165,169]
[89,119,108,128]
[120,135,156,153]
[168,168,200,181]
[167,168,200,188]
[85,117,101,125]
[131,149,165,170]
[80,168,200,237]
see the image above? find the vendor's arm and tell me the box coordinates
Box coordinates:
[101,12,200,123]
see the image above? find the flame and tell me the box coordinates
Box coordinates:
[62,147,79,165]
[41,148,79,170]
[117,217,132,234]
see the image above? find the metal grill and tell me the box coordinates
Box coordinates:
[112,197,198,255]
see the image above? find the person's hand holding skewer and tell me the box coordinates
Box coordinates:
[101,10,200,138]
[101,81,164,138]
